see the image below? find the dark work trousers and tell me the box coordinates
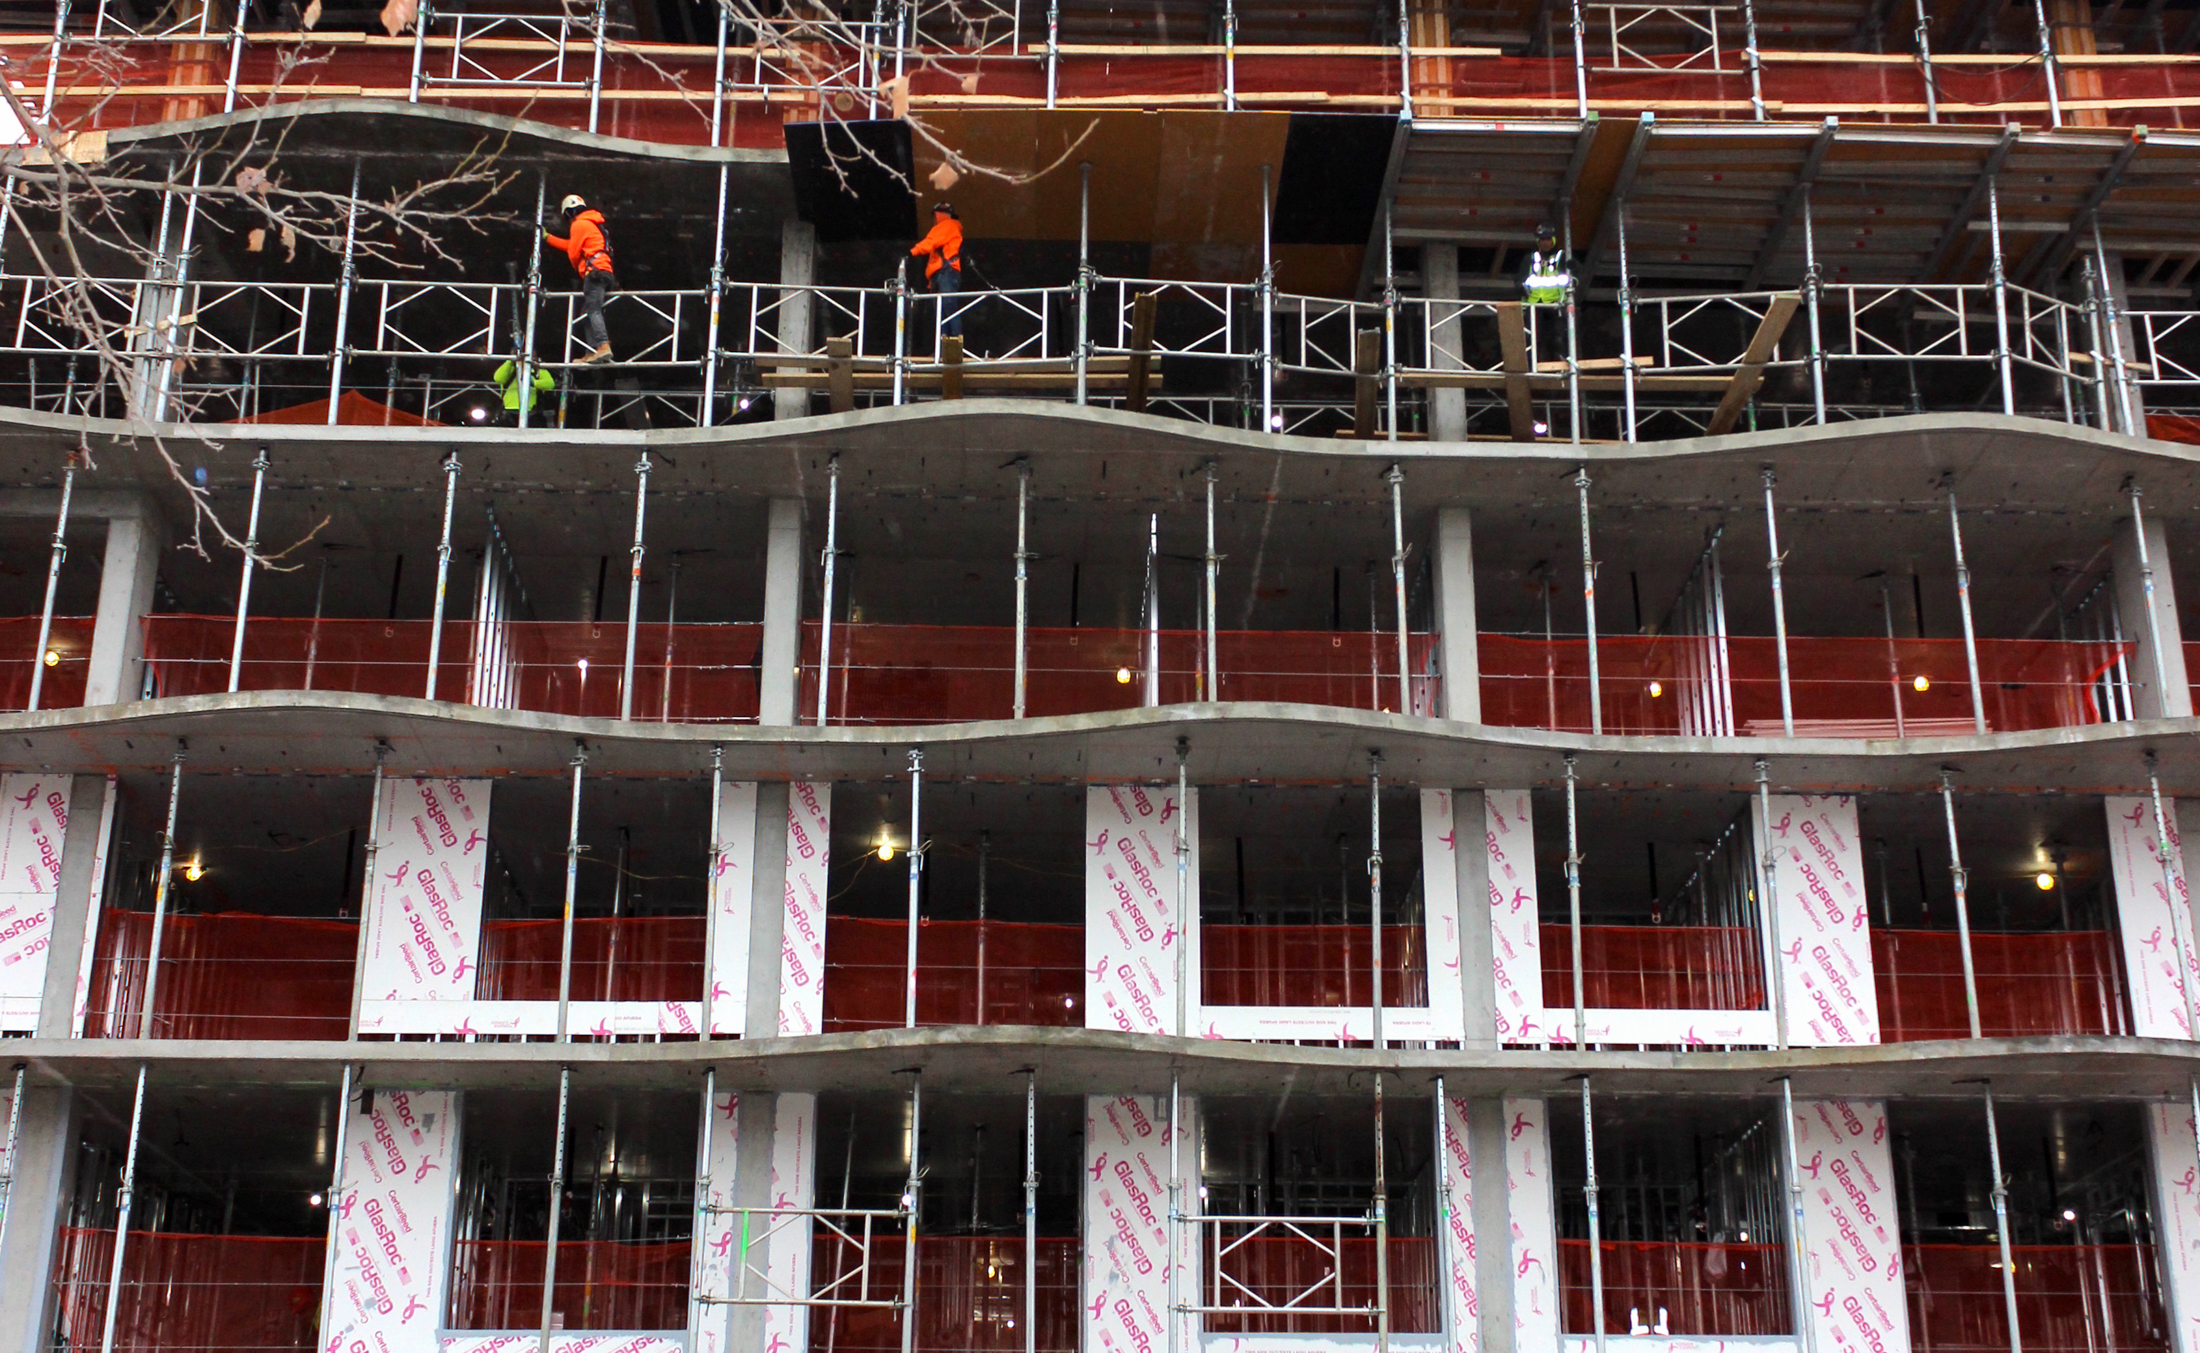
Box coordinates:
[581,269,616,350]
[931,263,963,339]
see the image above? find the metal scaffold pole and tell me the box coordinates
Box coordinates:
[1913,0,1938,123]
[1980,1080,2025,1353]
[1015,461,1032,718]
[0,1062,26,1256]
[1988,177,2015,416]
[518,177,547,428]
[326,162,363,424]
[621,452,652,720]
[1576,467,1601,735]
[1741,0,1764,119]
[556,743,587,1042]
[1165,1069,1183,1353]
[1940,770,1983,1039]
[226,449,270,693]
[26,447,74,712]
[1387,465,1409,714]
[1022,1069,1038,1353]
[893,259,909,405]
[1563,214,1580,444]
[1384,198,1399,440]
[1045,0,1059,106]
[346,744,387,1037]
[1174,737,1190,1039]
[1803,190,1826,424]
[904,748,925,1029]
[1369,751,1385,1051]
[587,0,608,133]
[685,1067,717,1353]
[1565,755,1586,1048]
[817,455,841,728]
[1225,0,1239,109]
[1755,758,1791,1049]
[1144,514,1161,708]
[96,1065,149,1353]
[1945,485,1988,735]
[1204,463,1220,700]
[1761,469,1794,736]
[137,747,186,1039]
[1393,0,1407,117]
[1076,163,1090,406]
[1581,1076,1608,1353]
[1568,0,1587,117]
[310,1066,357,1353]
[2033,0,2062,128]
[2092,222,2136,436]
[426,452,461,701]
[1260,163,1275,431]
[701,746,725,1038]
[900,1072,923,1353]
[1618,203,1637,443]
[1776,1078,1819,1353]
[2128,481,2175,714]
[537,1065,573,1353]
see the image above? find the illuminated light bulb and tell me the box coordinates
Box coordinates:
[1912,674,1930,693]
[2062,1209,2077,1221]
[578,658,590,676]
[1115,667,1133,685]
[876,834,895,863]
[2037,871,2056,891]
[310,1192,325,1206]
[1648,680,1663,698]
[183,856,204,882]
[42,648,59,667]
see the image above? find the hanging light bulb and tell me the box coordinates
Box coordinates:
[42,648,59,668]
[183,856,204,882]
[2036,871,2056,891]
[1115,667,1133,685]
[876,831,896,863]
[1912,674,1930,693]
[1648,680,1663,698]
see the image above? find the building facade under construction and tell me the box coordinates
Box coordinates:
[7,2,2200,1353]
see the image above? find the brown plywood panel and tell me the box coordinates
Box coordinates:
[1153,111,1290,248]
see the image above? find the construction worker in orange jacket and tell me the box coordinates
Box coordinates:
[546,193,616,364]
[911,201,965,340]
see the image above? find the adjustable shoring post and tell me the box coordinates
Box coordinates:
[26,448,73,712]
[138,746,186,1040]
[1940,769,1983,1039]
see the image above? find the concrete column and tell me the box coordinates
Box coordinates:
[759,498,805,726]
[38,775,109,1039]
[1431,507,1480,722]
[1466,1095,1515,1352]
[775,220,818,422]
[2112,510,2192,720]
[84,504,164,707]
[1422,244,1467,444]
[1451,789,1494,1049]
[0,1086,79,1353]
[745,782,790,1037]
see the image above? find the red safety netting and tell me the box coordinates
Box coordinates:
[1201,924,1428,1008]
[239,391,441,426]
[1540,924,1767,1012]
[140,616,763,722]
[474,916,704,1003]
[82,911,355,1041]
[52,1228,326,1353]
[1480,635,2129,737]
[1558,1239,1791,1336]
[1200,1236,1440,1335]
[807,1235,1082,1353]
[820,918,1083,1030]
[0,615,93,712]
[1906,1244,2169,1352]
[447,1239,688,1331]
[802,624,1439,725]
[1871,929,2127,1042]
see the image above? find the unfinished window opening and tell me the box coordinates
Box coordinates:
[85,771,370,1040]
[1549,1095,1794,1337]
[474,774,708,1021]
[1862,793,2127,1041]
[1890,1099,2167,1353]
[1195,1092,1440,1335]
[811,1088,1084,1352]
[1533,789,1769,1019]
[53,1083,338,1353]
[822,781,1084,1029]
[448,1086,696,1330]
[1198,783,1427,1015]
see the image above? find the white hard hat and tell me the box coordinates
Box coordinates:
[560,194,587,213]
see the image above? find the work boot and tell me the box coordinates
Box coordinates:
[581,342,613,365]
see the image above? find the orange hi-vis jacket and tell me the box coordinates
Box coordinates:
[546,210,614,277]
[911,216,962,279]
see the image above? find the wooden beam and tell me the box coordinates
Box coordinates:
[827,336,853,414]
[1125,292,1158,414]
[1352,329,1382,438]
[1497,301,1536,441]
[1745,117,1839,290]
[1706,294,1802,436]
[940,336,964,400]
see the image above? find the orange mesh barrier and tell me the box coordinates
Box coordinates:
[475,916,704,1003]
[52,1228,326,1353]
[808,1235,1082,1352]
[1905,1244,2169,1352]
[141,616,762,721]
[1558,1239,1791,1336]
[1201,924,1428,1008]
[820,918,1083,1030]
[447,1239,688,1331]
[802,624,1438,724]
[0,616,93,712]
[1871,929,2126,1042]
[82,911,355,1041]
[1540,924,1767,1012]
[1480,635,2129,736]
[1201,1236,1440,1335]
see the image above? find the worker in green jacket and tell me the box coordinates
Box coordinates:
[493,359,555,427]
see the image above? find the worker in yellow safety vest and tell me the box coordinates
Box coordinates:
[1522,222,1572,305]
